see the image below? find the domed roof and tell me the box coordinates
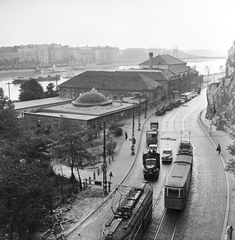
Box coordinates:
[72,88,112,106]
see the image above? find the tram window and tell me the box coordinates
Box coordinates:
[165,188,167,196]
[179,189,183,198]
[168,189,179,197]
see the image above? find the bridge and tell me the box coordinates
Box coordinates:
[167,48,225,60]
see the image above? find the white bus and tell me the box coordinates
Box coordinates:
[180,92,192,102]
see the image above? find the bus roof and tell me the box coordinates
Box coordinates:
[165,163,191,188]
[181,92,192,96]
[175,154,193,165]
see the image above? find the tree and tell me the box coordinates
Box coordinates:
[0,154,54,240]
[19,79,44,101]
[51,118,91,191]
[0,88,19,140]
[44,83,58,98]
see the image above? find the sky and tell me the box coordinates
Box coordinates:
[0,0,234,54]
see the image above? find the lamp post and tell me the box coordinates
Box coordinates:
[103,121,108,196]
[144,99,147,119]
[131,102,135,155]
[138,95,141,131]
[6,82,12,99]
[205,66,210,86]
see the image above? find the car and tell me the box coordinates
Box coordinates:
[180,98,185,104]
[165,102,173,111]
[161,149,173,163]
[156,105,165,116]
[172,99,181,108]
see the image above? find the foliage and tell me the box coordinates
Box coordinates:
[0,88,19,140]
[108,122,123,131]
[19,79,44,101]
[106,139,117,155]
[50,118,92,190]
[44,83,58,98]
[0,155,54,239]
[113,127,123,137]
[227,128,235,156]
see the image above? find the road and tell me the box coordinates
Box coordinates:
[67,88,228,240]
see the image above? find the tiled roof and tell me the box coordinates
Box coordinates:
[139,54,186,66]
[138,71,170,82]
[59,71,161,91]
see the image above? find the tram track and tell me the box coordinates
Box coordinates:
[153,207,181,240]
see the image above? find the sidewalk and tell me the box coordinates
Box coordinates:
[92,107,156,192]
[199,108,235,239]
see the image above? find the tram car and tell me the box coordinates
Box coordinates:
[102,182,153,240]
[164,141,193,210]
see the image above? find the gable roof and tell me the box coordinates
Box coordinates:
[139,54,186,66]
[59,71,161,91]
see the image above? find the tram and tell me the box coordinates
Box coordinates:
[164,141,193,210]
[102,182,153,240]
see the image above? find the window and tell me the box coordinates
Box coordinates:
[168,188,179,197]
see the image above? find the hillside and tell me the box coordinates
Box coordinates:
[206,40,235,131]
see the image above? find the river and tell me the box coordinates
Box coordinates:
[0,58,227,101]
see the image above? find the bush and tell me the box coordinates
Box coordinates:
[113,127,123,137]
[106,140,117,155]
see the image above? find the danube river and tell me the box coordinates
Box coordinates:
[0,58,227,101]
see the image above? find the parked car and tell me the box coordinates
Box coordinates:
[156,105,166,116]
[165,102,173,111]
[172,99,181,108]
[161,149,173,163]
[180,98,185,104]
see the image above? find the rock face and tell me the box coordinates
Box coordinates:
[206,41,235,131]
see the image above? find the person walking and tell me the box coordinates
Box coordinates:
[216,143,221,154]
[125,131,128,140]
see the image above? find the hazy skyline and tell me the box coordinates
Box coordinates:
[0,0,234,55]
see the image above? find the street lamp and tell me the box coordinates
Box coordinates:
[138,95,141,131]
[103,121,108,195]
[144,99,147,119]
[131,102,135,155]
[6,82,12,99]
[205,66,210,86]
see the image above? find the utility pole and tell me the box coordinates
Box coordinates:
[103,121,108,195]
[138,96,141,131]
[145,100,147,119]
[131,103,135,155]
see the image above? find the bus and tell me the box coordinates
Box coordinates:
[180,92,192,102]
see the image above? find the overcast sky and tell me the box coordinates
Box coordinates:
[0,0,234,54]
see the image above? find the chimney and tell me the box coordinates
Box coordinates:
[149,52,153,70]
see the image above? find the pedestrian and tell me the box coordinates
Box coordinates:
[216,143,221,154]
[125,131,128,140]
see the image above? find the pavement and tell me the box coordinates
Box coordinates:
[65,106,235,239]
[199,108,235,239]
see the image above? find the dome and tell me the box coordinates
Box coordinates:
[72,88,112,106]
